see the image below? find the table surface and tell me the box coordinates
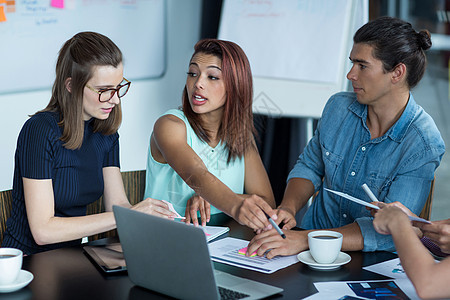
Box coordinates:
[0,214,397,300]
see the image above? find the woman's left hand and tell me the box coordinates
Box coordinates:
[372,205,409,235]
[185,194,210,226]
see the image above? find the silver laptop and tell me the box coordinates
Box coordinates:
[113,206,283,300]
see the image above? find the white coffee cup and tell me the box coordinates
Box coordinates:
[0,248,23,285]
[308,230,343,264]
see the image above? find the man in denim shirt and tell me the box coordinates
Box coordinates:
[247,17,445,257]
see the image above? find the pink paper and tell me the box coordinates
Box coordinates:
[51,0,64,9]
[238,247,257,257]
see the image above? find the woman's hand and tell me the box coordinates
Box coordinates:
[415,219,450,254]
[232,194,277,232]
[372,205,410,235]
[368,201,416,217]
[185,194,210,226]
[132,198,177,219]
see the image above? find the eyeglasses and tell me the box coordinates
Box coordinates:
[85,78,131,102]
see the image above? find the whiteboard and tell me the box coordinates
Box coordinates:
[0,0,165,94]
[218,0,368,118]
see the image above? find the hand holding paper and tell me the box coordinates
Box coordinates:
[324,188,380,209]
[324,188,431,224]
[161,200,185,219]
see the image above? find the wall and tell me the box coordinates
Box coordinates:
[0,0,202,191]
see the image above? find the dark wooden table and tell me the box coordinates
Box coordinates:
[0,214,396,299]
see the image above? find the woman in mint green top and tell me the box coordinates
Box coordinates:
[144,108,245,217]
[144,39,277,230]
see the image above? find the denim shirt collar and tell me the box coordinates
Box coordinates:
[348,92,418,143]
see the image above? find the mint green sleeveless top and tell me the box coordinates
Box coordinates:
[143,109,245,216]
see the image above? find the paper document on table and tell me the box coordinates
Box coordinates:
[363,258,408,280]
[202,226,229,242]
[313,279,419,300]
[408,215,431,224]
[208,237,299,274]
[325,188,379,209]
[161,200,185,219]
[325,188,431,224]
[183,223,229,242]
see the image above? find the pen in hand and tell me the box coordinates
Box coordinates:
[361,183,379,203]
[264,211,286,239]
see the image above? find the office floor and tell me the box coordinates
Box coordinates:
[413,52,450,221]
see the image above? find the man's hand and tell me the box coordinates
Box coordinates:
[276,207,297,230]
[246,228,307,259]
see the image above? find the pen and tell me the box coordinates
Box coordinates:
[361,183,379,202]
[264,211,286,239]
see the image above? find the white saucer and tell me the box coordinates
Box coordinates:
[297,250,351,271]
[0,270,34,293]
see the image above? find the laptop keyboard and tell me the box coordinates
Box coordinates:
[218,286,250,299]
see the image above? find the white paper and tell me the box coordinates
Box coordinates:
[325,188,431,223]
[314,279,420,300]
[324,188,380,210]
[161,200,185,219]
[363,258,408,280]
[408,216,431,224]
[219,0,350,83]
[208,237,299,274]
[302,291,364,300]
[362,258,426,299]
[181,223,229,242]
[202,226,230,242]
[314,281,359,298]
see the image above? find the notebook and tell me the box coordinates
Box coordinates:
[83,242,126,273]
[197,225,230,242]
[113,206,283,300]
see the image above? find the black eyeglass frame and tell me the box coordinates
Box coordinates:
[85,77,131,103]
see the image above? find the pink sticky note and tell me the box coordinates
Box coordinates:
[238,247,257,257]
[51,0,64,9]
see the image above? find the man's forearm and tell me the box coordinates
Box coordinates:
[332,222,364,251]
[278,178,315,214]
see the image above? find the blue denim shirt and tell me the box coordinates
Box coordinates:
[288,92,445,252]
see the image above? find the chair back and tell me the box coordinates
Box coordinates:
[86,170,146,240]
[419,178,435,220]
[0,189,13,245]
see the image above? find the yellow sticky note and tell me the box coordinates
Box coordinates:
[238,247,257,257]
[0,6,6,22]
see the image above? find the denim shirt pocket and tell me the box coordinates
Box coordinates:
[321,143,343,186]
[368,172,392,195]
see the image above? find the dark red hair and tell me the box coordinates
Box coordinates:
[182,39,256,162]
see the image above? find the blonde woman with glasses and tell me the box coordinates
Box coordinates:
[2,32,175,255]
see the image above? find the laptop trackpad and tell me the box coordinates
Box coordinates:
[214,270,245,287]
[214,270,283,299]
